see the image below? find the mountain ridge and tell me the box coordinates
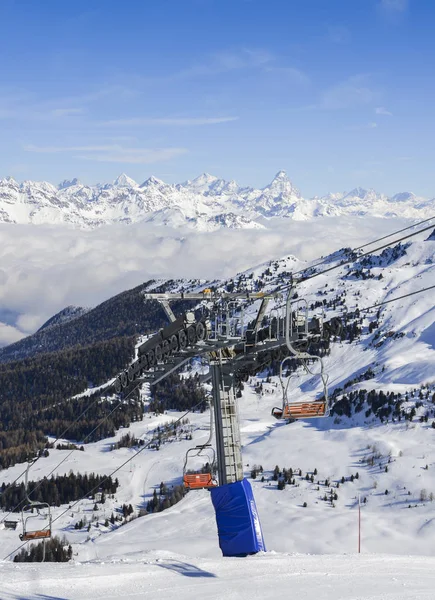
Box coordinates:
[0,171,431,231]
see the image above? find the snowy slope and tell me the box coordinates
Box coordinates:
[2,553,435,600]
[2,233,435,596]
[0,171,433,230]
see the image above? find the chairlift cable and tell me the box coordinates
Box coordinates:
[356,283,435,314]
[293,221,435,286]
[1,375,146,526]
[354,215,435,251]
[0,384,116,510]
[287,214,435,282]
[3,396,207,561]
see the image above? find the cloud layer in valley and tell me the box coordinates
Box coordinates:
[0,216,413,346]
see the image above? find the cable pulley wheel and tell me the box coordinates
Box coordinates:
[187,325,197,346]
[196,321,206,341]
[139,355,148,372]
[178,329,187,350]
[114,377,122,394]
[133,361,141,375]
[155,344,163,362]
[170,334,179,352]
[162,339,170,357]
[120,371,128,388]
[147,349,156,366]
[128,365,135,382]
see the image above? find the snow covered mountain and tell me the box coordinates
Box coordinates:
[2,233,435,596]
[0,171,432,231]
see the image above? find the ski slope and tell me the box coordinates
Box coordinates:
[2,233,435,597]
[2,552,435,600]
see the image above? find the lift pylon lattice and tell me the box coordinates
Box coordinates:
[109,287,338,486]
[210,357,244,485]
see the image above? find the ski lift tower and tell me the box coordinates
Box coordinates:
[139,287,329,485]
[142,289,267,486]
[134,286,331,556]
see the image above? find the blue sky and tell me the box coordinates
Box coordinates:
[0,0,433,196]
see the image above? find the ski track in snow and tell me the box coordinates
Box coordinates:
[1,553,435,599]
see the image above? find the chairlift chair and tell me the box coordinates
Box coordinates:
[271,337,330,421]
[18,460,52,547]
[19,502,52,541]
[183,445,218,490]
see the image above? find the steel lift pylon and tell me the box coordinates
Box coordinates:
[110,286,339,556]
[210,357,243,485]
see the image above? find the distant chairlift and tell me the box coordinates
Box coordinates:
[183,445,218,490]
[19,503,52,541]
[19,460,52,545]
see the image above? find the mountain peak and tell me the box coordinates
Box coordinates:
[262,170,301,199]
[344,187,371,199]
[113,173,138,188]
[140,175,165,187]
[0,176,17,185]
[390,192,417,203]
[58,178,80,190]
[192,173,218,185]
[272,170,289,181]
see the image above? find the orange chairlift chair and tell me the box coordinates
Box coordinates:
[272,286,330,420]
[183,445,218,490]
[19,460,52,544]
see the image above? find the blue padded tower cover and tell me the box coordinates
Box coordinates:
[210,478,266,557]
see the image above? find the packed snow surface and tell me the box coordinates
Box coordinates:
[1,553,435,599]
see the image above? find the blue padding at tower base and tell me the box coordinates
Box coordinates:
[210,478,266,557]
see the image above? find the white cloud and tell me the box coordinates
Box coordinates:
[0,322,26,346]
[0,217,408,347]
[375,106,393,116]
[101,116,239,127]
[154,47,275,82]
[380,0,408,11]
[318,75,379,110]
[24,144,187,164]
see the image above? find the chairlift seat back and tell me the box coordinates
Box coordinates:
[183,473,217,489]
[19,529,51,541]
[283,401,326,419]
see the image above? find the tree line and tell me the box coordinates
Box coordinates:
[13,535,72,563]
[0,472,119,511]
